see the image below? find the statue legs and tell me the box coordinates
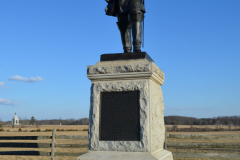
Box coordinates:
[117,11,144,53]
[117,14,132,53]
[131,11,143,52]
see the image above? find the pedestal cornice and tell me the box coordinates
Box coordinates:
[87,59,165,85]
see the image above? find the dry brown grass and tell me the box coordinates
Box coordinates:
[165,125,240,129]
[2,125,88,132]
[168,148,240,154]
[167,138,240,144]
[0,131,88,136]
[173,158,228,160]
[167,131,240,134]
[0,125,89,137]
[1,125,239,159]
[166,125,240,131]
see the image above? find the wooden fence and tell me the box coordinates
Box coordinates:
[1,130,240,159]
[0,129,88,159]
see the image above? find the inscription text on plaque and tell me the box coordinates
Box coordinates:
[100,91,140,141]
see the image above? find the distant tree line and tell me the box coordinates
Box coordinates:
[164,116,240,125]
[1,117,89,125]
[1,116,240,126]
[35,118,89,125]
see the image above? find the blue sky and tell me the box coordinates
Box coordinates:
[0,0,239,121]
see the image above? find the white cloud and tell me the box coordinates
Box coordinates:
[0,99,19,106]
[9,75,44,83]
[0,82,4,86]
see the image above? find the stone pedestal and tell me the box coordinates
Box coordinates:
[78,54,173,160]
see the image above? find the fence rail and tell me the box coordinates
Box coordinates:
[0,151,87,157]
[0,136,51,140]
[0,151,51,156]
[0,142,52,148]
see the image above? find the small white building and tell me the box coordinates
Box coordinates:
[12,113,19,125]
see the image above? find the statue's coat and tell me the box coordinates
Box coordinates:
[105,0,145,17]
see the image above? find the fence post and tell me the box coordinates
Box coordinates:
[51,129,56,160]
[164,127,167,150]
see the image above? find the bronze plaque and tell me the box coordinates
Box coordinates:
[100,91,140,141]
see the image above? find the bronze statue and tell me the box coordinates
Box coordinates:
[105,0,145,53]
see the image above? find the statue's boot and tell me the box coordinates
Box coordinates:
[131,12,143,52]
[117,21,132,53]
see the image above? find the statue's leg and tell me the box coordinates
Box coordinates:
[130,11,143,52]
[117,13,132,53]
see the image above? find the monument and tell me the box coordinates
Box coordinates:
[12,113,19,125]
[78,1,173,159]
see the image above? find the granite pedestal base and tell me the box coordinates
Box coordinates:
[78,149,173,160]
[78,53,173,160]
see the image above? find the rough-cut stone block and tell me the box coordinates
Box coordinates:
[78,58,173,159]
[88,80,150,152]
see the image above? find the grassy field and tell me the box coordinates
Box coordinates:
[166,124,240,132]
[168,131,240,134]
[166,126,240,160]
[165,125,240,130]
[1,125,88,133]
[1,125,240,160]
